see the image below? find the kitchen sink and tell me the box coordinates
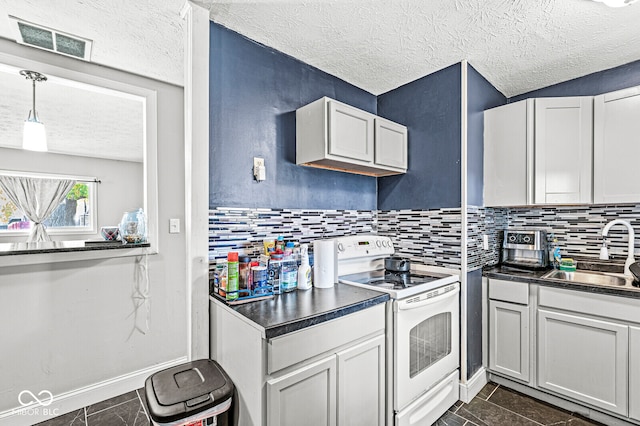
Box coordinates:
[542,269,630,287]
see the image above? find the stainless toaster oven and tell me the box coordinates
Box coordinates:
[502,229,548,269]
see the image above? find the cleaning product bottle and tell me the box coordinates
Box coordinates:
[226,252,239,301]
[549,234,561,269]
[297,244,313,290]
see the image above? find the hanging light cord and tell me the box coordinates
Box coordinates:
[19,70,47,122]
[127,254,151,339]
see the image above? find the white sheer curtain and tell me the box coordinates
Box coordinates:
[0,176,76,242]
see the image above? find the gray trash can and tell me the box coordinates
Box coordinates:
[144,359,234,426]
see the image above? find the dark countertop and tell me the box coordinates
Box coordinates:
[484,264,640,298]
[211,283,390,339]
[0,240,150,256]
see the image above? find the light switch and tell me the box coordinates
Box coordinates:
[482,234,489,250]
[169,218,180,234]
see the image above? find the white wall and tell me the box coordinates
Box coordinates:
[0,148,143,243]
[0,39,187,420]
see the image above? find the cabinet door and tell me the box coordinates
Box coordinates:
[328,100,374,163]
[534,97,593,204]
[267,356,337,426]
[483,99,533,207]
[630,326,640,421]
[594,87,640,203]
[337,334,385,426]
[489,300,530,382]
[537,309,628,415]
[374,117,407,170]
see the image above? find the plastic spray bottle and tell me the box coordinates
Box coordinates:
[297,244,313,290]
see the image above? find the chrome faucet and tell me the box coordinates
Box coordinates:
[600,219,636,276]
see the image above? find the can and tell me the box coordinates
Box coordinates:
[252,266,269,294]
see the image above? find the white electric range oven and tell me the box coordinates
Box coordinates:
[333,235,460,426]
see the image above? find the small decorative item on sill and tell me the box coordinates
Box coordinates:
[119,208,147,244]
[100,226,120,241]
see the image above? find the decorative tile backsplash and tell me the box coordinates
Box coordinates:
[209,203,640,272]
[208,208,376,260]
[377,209,462,268]
[209,207,463,269]
[499,204,640,260]
[467,207,508,270]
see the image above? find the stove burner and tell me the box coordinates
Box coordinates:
[341,269,451,292]
[377,271,411,289]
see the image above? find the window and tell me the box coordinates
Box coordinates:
[0,172,97,235]
[409,312,452,378]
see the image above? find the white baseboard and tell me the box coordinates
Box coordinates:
[459,367,487,403]
[0,356,188,426]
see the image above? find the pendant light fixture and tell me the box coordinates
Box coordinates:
[20,70,48,152]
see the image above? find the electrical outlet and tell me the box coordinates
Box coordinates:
[253,157,266,181]
[482,234,489,250]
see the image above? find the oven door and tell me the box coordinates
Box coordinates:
[394,282,460,411]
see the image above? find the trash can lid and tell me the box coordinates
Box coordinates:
[145,359,234,423]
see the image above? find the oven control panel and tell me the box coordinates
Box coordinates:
[332,235,395,260]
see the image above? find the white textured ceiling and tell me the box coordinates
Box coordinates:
[200,0,640,97]
[0,64,144,162]
[0,0,184,161]
[0,0,185,87]
[0,0,636,116]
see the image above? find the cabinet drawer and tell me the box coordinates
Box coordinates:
[267,304,385,374]
[538,286,640,323]
[489,279,529,305]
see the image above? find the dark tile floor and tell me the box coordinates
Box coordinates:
[37,382,604,426]
[36,389,149,426]
[435,382,604,426]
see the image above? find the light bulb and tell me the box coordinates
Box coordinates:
[23,118,47,152]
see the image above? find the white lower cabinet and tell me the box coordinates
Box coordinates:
[267,356,337,426]
[537,308,628,416]
[489,300,530,382]
[336,335,385,426]
[210,301,386,426]
[629,326,640,421]
[267,334,385,426]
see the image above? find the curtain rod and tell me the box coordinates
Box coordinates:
[0,170,100,183]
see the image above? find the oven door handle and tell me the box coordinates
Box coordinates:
[396,286,459,311]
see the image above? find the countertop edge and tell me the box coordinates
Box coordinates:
[210,289,390,340]
[264,293,389,339]
[484,267,640,298]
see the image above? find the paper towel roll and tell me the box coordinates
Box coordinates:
[313,239,336,288]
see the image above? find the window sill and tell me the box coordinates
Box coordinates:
[0,240,154,267]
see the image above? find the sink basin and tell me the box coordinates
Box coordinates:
[542,269,629,287]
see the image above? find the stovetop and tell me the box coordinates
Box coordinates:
[339,268,458,299]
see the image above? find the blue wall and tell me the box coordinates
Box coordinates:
[467,65,507,207]
[465,269,483,380]
[377,64,462,210]
[209,23,377,209]
[510,58,640,101]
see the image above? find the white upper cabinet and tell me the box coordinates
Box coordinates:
[483,99,533,207]
[374,116,408,170]
[328,100,374,162]
[534,97,593,204]
[594,86,640,204]
[483,97,593,206]
[296,97,407,177]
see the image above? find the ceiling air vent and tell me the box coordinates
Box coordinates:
[9,16,92,61]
